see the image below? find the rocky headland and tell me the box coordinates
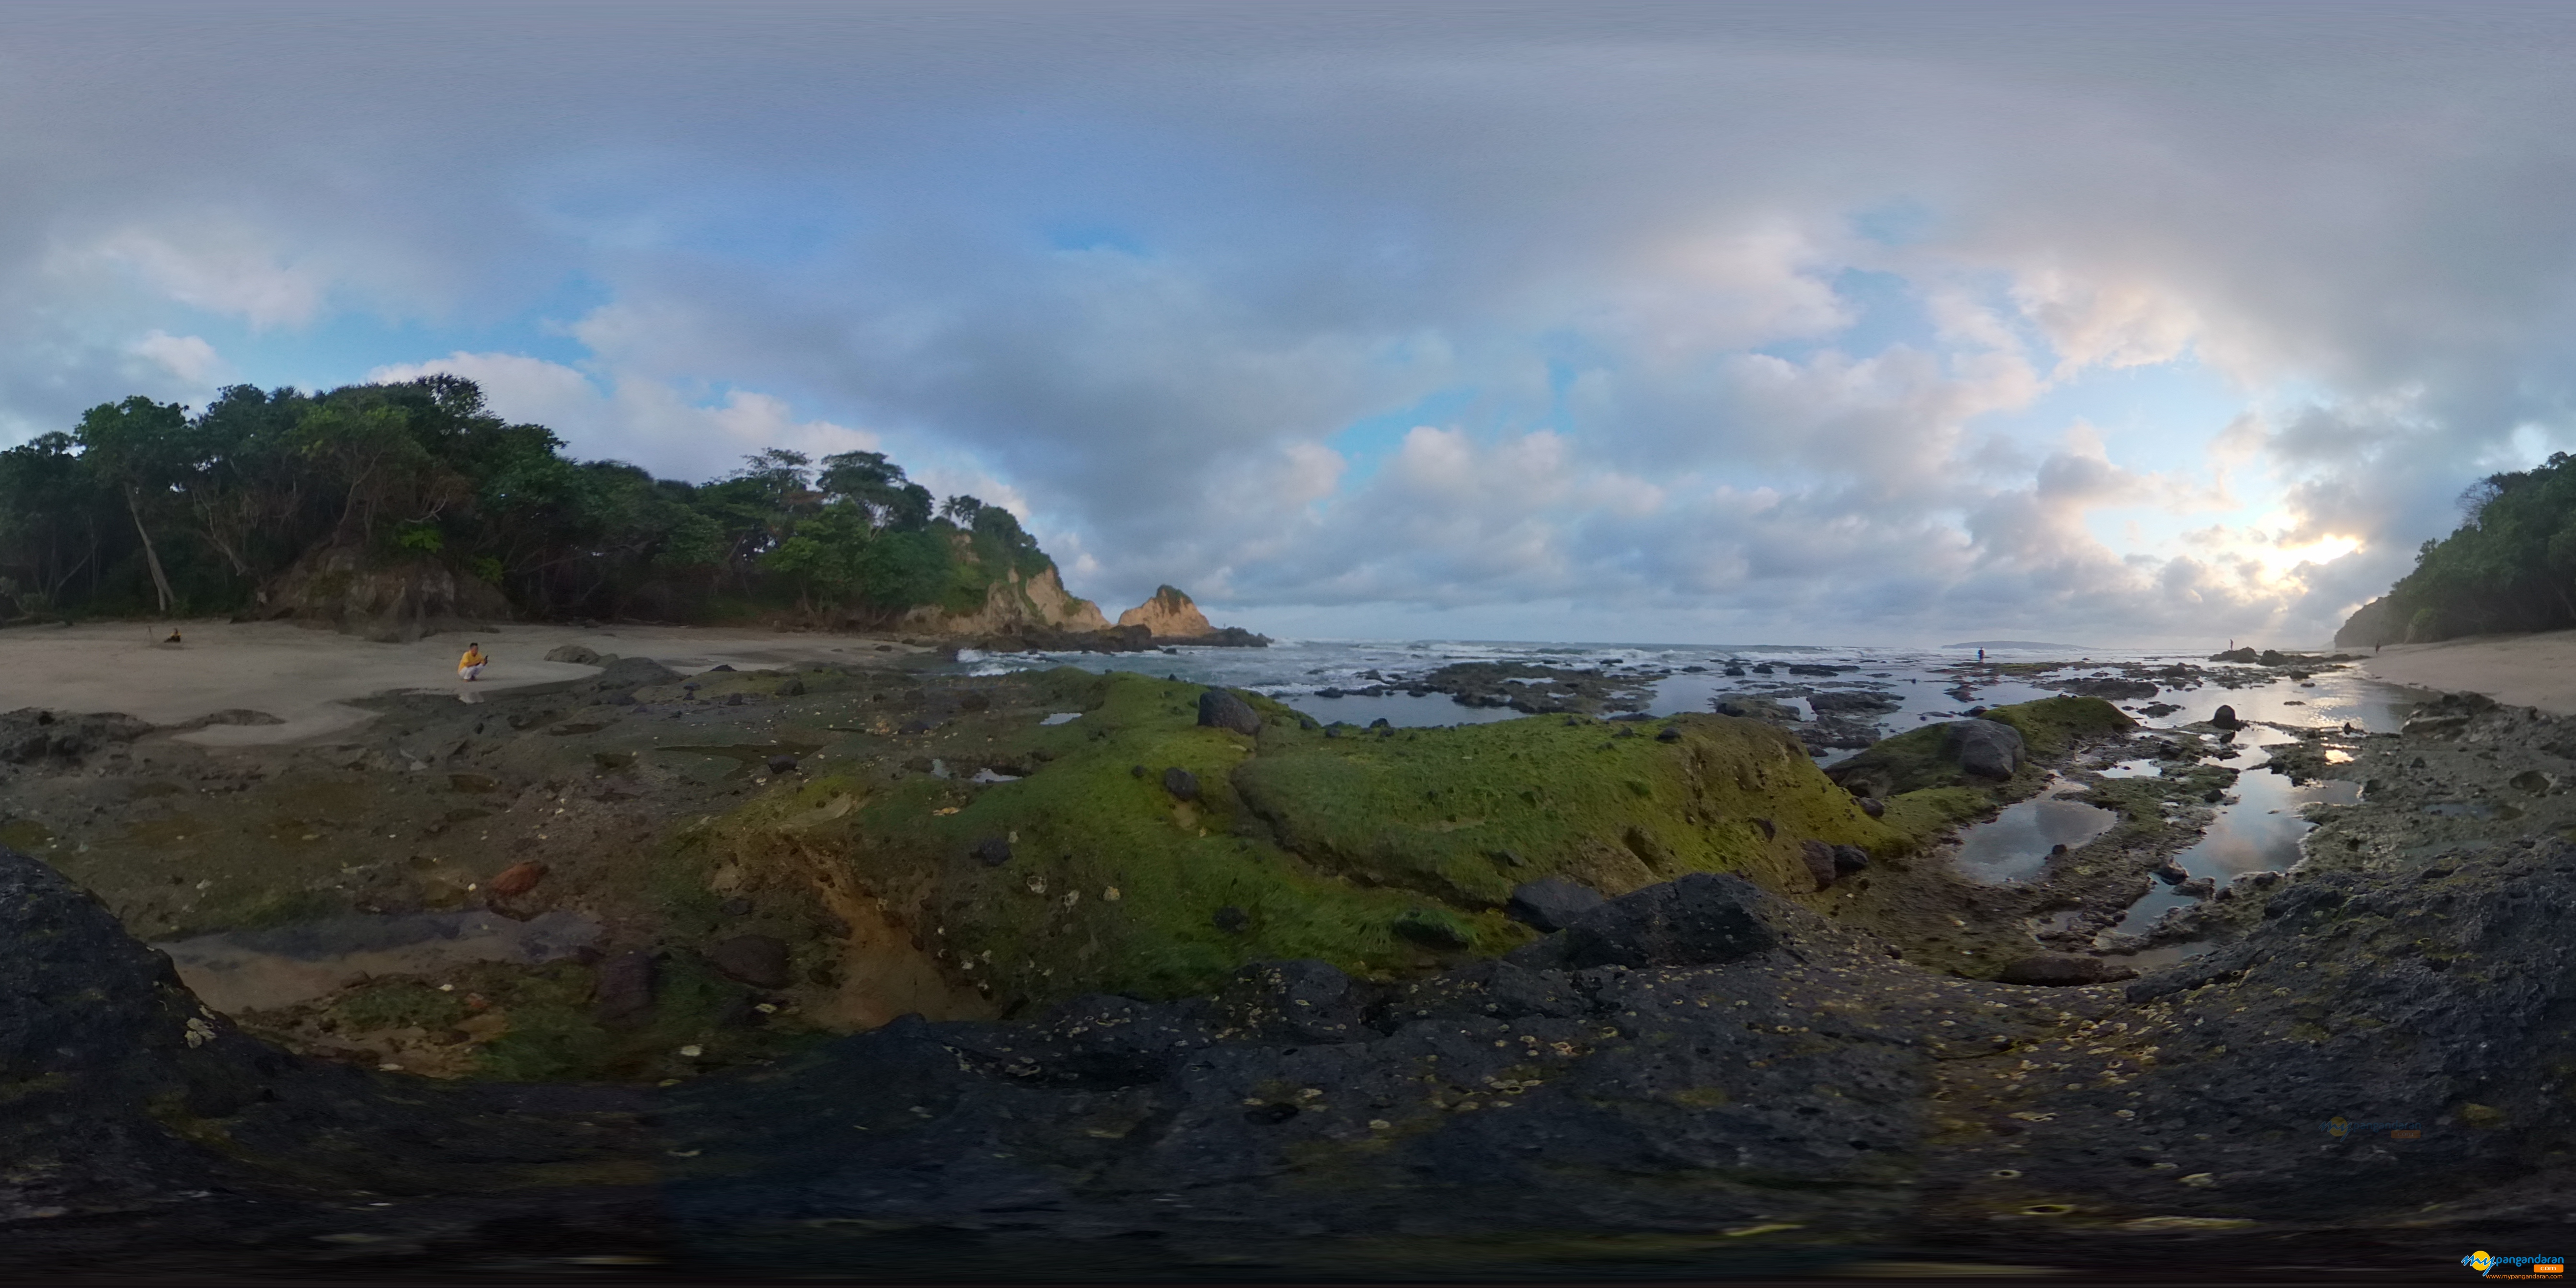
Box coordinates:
[960,584,1269,654]
[5,644,2574,1276]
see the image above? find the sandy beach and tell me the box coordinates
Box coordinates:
[0,619,930,745]
[2360,630,2576,715]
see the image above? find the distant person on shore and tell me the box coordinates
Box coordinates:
[1976,648,1985,663]
[458,643,488,681]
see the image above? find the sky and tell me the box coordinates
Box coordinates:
[6,0,2575,647]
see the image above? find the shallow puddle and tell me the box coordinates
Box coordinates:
[156,909,602,1014]
[2105,940,2212,971]
[2111,759,2362,935]
[1951,779,2119,884]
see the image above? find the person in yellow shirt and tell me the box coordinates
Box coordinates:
[458,643,488,681]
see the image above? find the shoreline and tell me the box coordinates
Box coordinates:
[2359,628,2576,715]
[0,618,940,745]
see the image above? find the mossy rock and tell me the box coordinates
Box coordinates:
[1984,695,2135,759]
[1828,696,2133,800]
[699,673,1904,1011]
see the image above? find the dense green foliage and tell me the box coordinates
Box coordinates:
[0,376,1056,623]
[2344,452,2576,644]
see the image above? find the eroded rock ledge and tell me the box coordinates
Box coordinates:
[7,835,2573,1276]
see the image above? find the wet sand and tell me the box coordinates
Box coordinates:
[2361,630,2576,715]
[0,619,934,744]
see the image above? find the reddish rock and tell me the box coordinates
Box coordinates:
[489,861,547,897]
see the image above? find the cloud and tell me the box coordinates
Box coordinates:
[128,331,227,389]
[4,3,2575,643]
[364,353,878,479]
[79,229,325,329]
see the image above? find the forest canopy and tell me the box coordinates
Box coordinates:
[2339,450,2576,645]
[0,377,1056,625]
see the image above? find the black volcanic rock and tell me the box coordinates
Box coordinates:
[1526,872,1783,970]
[1505,877,1606,932]
[10,840,2576,1276]
[1196,688,1262,736]
[1942,718,2025,779]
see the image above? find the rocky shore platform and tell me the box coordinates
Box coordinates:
[4,647,2573,1276]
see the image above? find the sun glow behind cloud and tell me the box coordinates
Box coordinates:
[3,3,2574,644]
[2252,535,2364,579]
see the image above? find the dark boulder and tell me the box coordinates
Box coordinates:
[1545,872,1783,970]
[2062,676,2158,701]
[1941,718,2025,779]
[543,643,601,665]
[1799,839,1840,888]
[2211,704,2244,729]
[1162,767,1202,801]
[766,754,799,775]
[1197,687,1263,736]
[1806,689,1901,715]
[709,934,791,989]
[1832,844,1870,876]
[1215,959,1368,1042]
[972,836,1013,868]
[1505,877,1606,932]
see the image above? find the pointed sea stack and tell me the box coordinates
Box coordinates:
[1115,585,1268,647]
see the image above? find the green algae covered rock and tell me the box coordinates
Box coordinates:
[701,671,1905,1011]
[1827,695,2133,812]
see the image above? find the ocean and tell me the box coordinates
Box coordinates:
[959,637,2426,754]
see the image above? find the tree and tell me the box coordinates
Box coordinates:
[818,450,933,531]
[0,432,105,611]
[73,396,189,613]
[0,376,1070,628]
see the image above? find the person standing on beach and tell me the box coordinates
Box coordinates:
[458,642,488,681]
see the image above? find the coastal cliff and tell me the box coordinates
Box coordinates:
[901,563,1107,637]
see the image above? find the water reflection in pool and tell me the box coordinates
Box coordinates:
[2112,757,2362,935]
[1952,779,2120,884]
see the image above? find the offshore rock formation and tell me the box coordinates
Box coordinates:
[1116,584,1216,638]
[965,583,1266,652]
[1112,583,1268,646]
